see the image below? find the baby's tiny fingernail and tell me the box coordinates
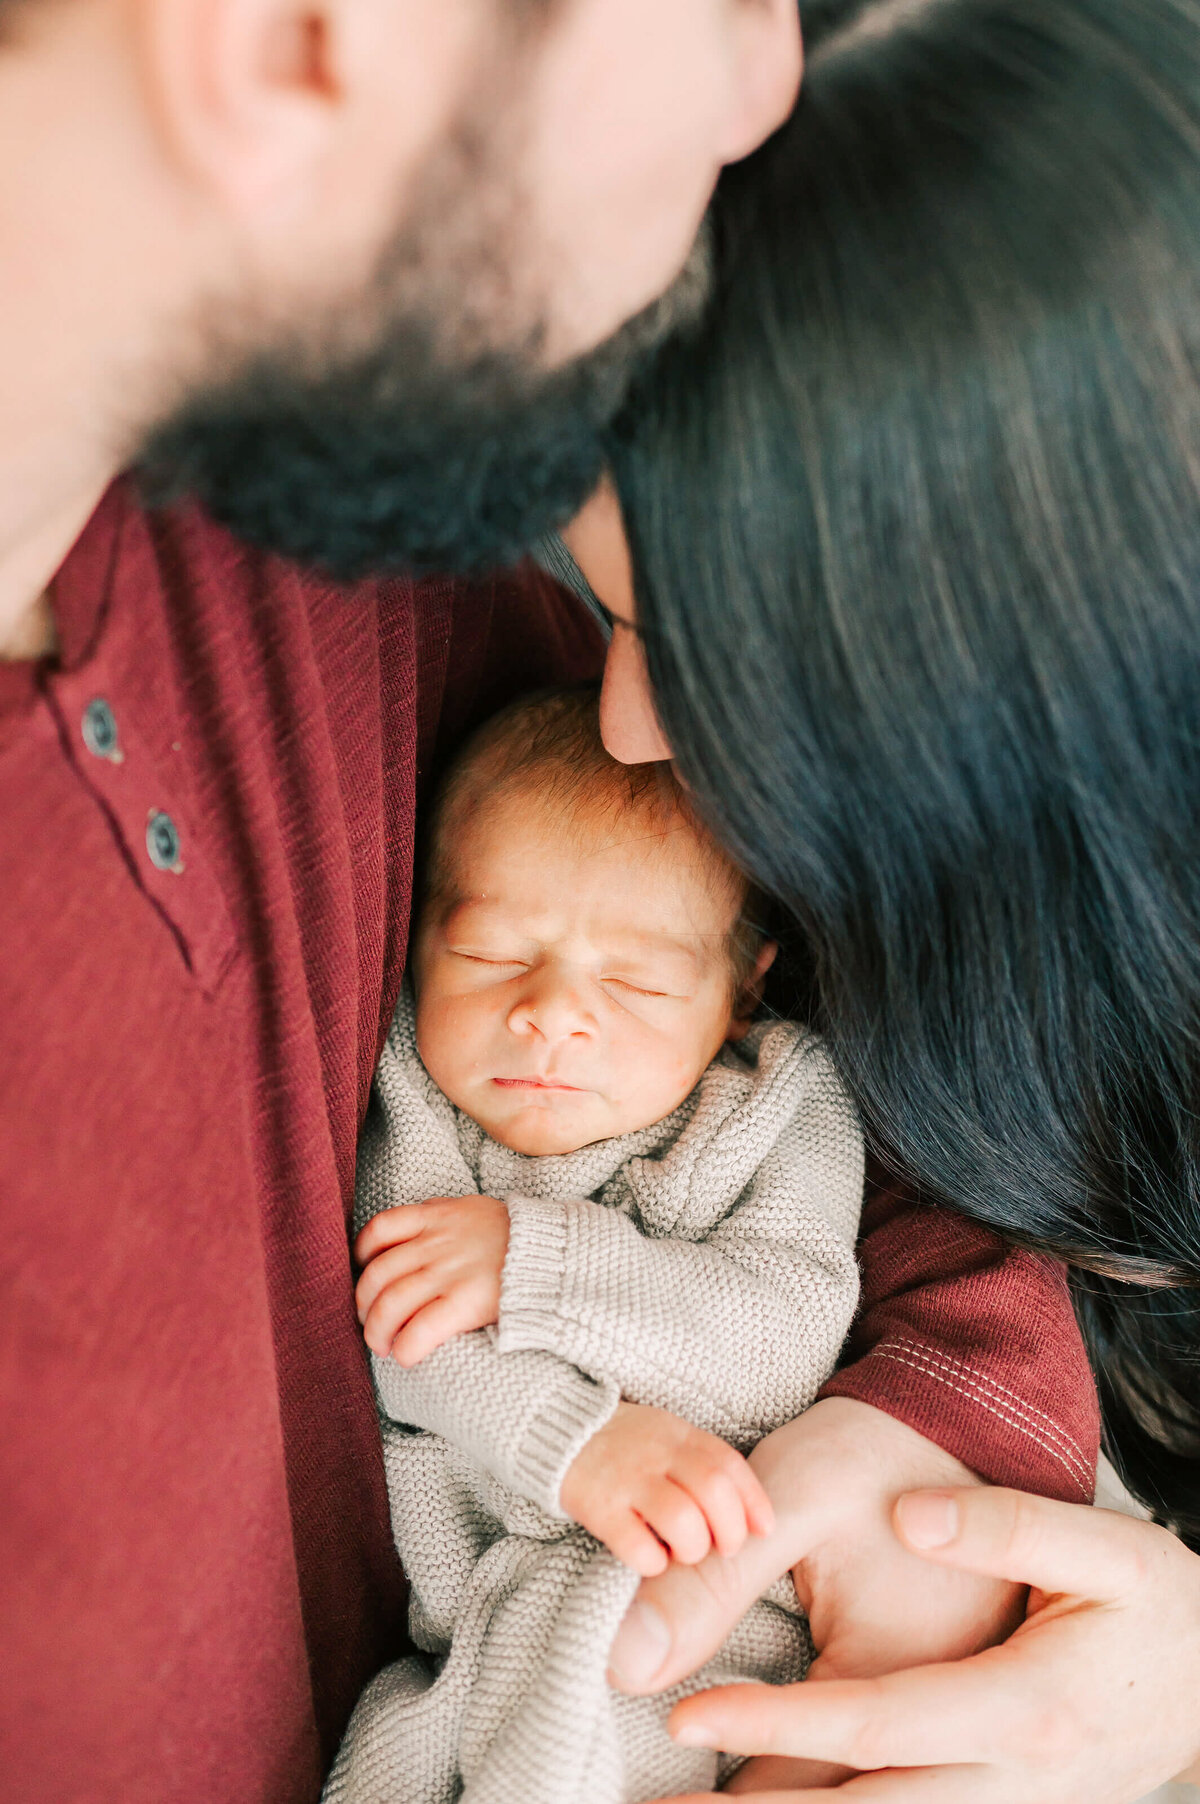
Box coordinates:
[896,1490,960,1549]
[607,1600,672,1690]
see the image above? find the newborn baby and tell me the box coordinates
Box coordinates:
[325,687,864,1804]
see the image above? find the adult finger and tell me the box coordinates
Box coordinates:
[893,1487,1156,1598]
[665,1655,1022,1769]
[728,1450,776,1539]
[644,1767,997,1804]
[725,1752,857,1792]
[607,1503,816,1693]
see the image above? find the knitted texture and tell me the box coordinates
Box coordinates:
[325,985,864,1804]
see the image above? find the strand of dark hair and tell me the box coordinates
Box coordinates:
[610,0,1200,1543]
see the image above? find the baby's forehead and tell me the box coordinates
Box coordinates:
[462,781,733,884]
[432,783,743,935]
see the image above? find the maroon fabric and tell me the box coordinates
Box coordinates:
[0,483,604,1804]
[0,482,1097,1803]
[821,1174,1101,1504]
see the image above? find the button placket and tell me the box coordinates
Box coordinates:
[47,665,235,994]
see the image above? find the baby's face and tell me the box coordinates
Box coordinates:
[413,792,744,1156]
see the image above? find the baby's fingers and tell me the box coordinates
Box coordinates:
[672,1444,776,1556]
[641,1479,715,1567]
[389,1293,480,1367]
[354,1239,430,1326]
[671,1460,756,1560]
[354,1205,430,1266]
[360,1267,443,1356]
[577,1502,670,1578]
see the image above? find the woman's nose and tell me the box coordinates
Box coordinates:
[599,626,673,765]
[507,976,594,1044]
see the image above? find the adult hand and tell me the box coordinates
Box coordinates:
[609,1398,1024,1796]
[641,1481,1200,1802]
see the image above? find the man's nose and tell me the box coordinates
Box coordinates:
[717,0,804,168]
[507,973,595,1043]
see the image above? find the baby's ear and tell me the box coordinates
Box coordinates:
[724,940,779,1043]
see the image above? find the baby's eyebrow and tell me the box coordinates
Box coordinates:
[602,930,704,968]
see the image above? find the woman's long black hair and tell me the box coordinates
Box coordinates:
[609,0,1200,1542]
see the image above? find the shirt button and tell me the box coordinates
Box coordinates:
[81,697,122,762]
[146,809,184,874]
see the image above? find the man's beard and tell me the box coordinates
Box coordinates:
[137,300,681,581]
[136,102,710,581]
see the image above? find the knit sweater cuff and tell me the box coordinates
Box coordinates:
[498,1193,572,1356]
[510,1361,620,1516]
[498,1194,619,1513]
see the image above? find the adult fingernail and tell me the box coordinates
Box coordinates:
[896,1491,960,1549]
[671,1717,714,1748]
[607,1600,672,1689]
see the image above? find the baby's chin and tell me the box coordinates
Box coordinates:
[482,1108,606,1158]
[473,1092,652,1157]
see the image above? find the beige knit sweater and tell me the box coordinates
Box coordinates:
[324,985,864,1804]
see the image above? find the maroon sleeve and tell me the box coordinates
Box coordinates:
[819,1172,1100,1503]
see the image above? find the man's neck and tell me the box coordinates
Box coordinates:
[0,20,187,662]
[0,478,114,661]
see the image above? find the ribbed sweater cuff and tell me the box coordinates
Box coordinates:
[499,1195,619,1514]
[497,1193,572,1355]
[510,1363,619,1517]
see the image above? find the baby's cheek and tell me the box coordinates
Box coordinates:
[630,1030,705,1114]
[418,997,487,1098]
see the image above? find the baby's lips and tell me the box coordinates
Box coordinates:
[491,1075,590,1092]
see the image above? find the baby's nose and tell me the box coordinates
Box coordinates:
[507,976,594,1042]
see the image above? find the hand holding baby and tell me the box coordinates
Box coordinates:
[355,1196,510,1367]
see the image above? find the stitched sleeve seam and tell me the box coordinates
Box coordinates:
[879,1336,1091,1469]
[869,1345,1093,1498]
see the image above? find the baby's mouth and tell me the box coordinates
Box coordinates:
[491,1077,588,1094]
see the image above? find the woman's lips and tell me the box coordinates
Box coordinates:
[491,1077,586,1093]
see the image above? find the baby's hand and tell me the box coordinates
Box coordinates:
[560,1402,775,1578]
[354,1196,510,1366]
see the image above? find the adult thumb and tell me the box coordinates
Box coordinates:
[606,1518,810,1696]
[893,1484,1155,1600]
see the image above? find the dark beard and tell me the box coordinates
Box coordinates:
[136,228,710,583]
[138,317,629,580]
[135,51,711,584]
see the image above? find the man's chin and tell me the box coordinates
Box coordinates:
[134,233,712,581]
